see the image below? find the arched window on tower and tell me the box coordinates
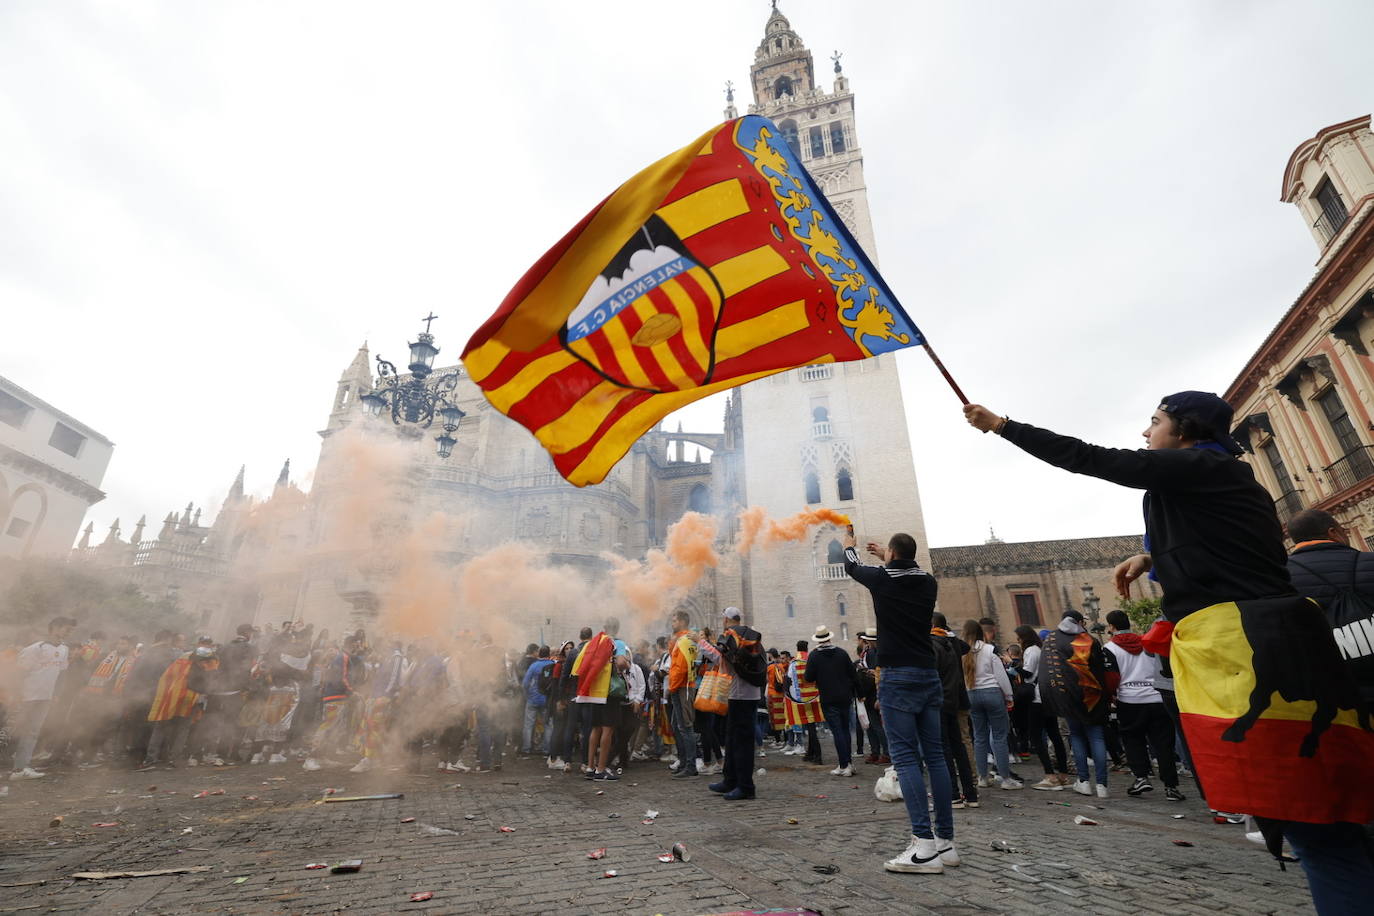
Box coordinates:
[826,539,844,564]
[785,596,795,618]
[774,75,793,98]
[836,468,854,502]
[779,119,800,155]
[688,483,711,515]
[837,594,847,617]
[829,122,847,154]
[809,127,825,159]
[803,470,821,505]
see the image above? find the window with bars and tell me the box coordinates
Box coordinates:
[1013,593,1041,627]
[809,128,825,159]
[1261,440,1296,494]
[829,122,846,153]
[1317,388,1363,457]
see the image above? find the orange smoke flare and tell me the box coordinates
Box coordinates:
[608,512,720,620]
[735,506,851,555]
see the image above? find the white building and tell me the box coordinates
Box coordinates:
[730,6,930,647]
[0,376,112,558]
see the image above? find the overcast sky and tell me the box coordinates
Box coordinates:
[3,0,1371,550]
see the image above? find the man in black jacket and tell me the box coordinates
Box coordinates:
[803,625,857,776]
[931,612,977,808]
[1285,508,1374,710]
[965,392,1374,913]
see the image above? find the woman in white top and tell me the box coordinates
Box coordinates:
[960,620,1020,790]
[1015,625,1072,789]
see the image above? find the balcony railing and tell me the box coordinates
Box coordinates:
[1324,445,1374,493]
[1314,206,1349,244]
[812,421,832,439]
[818,562,848,581]
[800,364,832,382]
[1273,488,1305,526]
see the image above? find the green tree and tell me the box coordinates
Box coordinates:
[0,557,193,646]
[1117,595,1163,633]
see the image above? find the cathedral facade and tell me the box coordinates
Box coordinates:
[73,6,930,651]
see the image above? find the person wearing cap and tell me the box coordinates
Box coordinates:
[856,628,888,764]
[803,625,858,777]
[842,529,957,874]
[965,392,1374,912]
[696,607,764,800]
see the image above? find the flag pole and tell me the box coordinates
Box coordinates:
[922,343,969,406]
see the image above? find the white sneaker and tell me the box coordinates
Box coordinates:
[1000,779,1023,790]
[186,757,198,767]
[840,765,855,777]
[884,835,944,874]
[709,762,724,775]
[1095,783,1109,799]
[349,757,374,773]
[1072,779,1092,796]
[302,758,321,771]
[249,752,264,765]
[783,746,798,755]
[268,753,287,765]
[976,776,991,788]
[664,755,679,767]
[436,761,450,772]
[9,767,45,780]
[757,750,767,757]
[452,760,471,773]
[936,839,960,867]
[668,759,681,772]
[830,765,846,776]
[694,758,706,773]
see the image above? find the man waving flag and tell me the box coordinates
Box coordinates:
[462,115,924,486]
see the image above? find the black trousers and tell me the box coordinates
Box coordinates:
[721,699,756,794]
[1028,703,1068,774]
[941,709,978,802]
[1117,701,1178,787]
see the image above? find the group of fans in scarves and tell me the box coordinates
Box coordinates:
[3,391,1373,914]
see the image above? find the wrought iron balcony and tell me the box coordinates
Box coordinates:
[1314,206,1349,244]
[1273,488,1305,526]
[1323,445,1374,493]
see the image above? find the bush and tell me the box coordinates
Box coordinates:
[1117,595,1163,633]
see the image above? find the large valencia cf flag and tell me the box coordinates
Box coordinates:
[461,115,923,486]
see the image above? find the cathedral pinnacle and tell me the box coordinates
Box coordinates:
[276,458,291,489]
[228,464,245,502]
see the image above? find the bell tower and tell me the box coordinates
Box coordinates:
[732,4,930,648]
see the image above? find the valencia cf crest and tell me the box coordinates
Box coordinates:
[560,215,726,393]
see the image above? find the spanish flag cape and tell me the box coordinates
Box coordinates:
[1154,598,1374,826]
[573,632,615,704]
[784,652,822,727]
[147,655,198,722]
[766,660,788,730]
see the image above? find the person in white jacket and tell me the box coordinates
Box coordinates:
[959,619,1020,790]
[1104,610,1184,801]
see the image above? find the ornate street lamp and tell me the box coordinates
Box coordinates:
[363,313,466,458]
[1081,584,1105,636]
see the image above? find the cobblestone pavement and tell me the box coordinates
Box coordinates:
[0,752,1313,916]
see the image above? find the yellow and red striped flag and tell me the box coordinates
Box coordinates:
[462,115,923,486]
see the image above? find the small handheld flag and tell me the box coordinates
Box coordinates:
[462,115,926,486]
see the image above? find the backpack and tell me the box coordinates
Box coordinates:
[853,664,877,701]
[537,662,556,697]
[725,626,767,688]
[1289,554,1374,694]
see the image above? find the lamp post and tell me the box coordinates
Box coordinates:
[1081,584,1105,637]
[360,313,467,459]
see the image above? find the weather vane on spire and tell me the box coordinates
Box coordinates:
[725,80,734,103]
[831,50,843,74]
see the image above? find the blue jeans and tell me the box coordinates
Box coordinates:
[668,691,697,767]
[522,703,548,755]
[476,707,506,769]
[1282,821,1374,914]
[1066,718,1108,786]
[878,666,954,840]
[822,702,853,767]
[968,687,1011,781]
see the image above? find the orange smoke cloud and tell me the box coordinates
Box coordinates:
[735,506,851,555]
[608,512,720,621]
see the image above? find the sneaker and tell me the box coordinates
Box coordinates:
[936,839,961,867]
[976,776,991,788]
[437,761,450,772]
[707,762,723,775]
[783,746,798,756]
[667,760,682,773]
[1000,779,1023,790]
[671,767,699,779]
[1127,776,1153,797]
[664,756,679,767]
[206,755,225,767]
[839,765,855,777]
[9,767,45,780]
[451,760,471,773]
[349,758,374,774]
[583,768,597,780]
[549,757,565,770]
[1165,786,1186,802]
[249,752,264,765]
[830,765,846,776]
[1031,776,1063,791]
[302,758,322,771]
[951,797,967,809]
[268,754,287,765]
[1095,783,1109,799]
[694,758,706,773]
[1211,810,1245,824]
[136,762,158,772]
[475,766,494,774]
[757,750,766,757]
[884,835,944,874]
[1071,779,1092,796]
[964,798,980,808]
[186,757,199,767]
[600,771,619,781]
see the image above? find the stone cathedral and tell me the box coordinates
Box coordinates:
[74,6,930,649]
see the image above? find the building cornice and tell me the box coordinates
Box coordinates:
[0,441,107,504]
[0,376,114,446]
[1282,115,1371,201]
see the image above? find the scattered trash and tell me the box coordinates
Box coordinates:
[498,826,516,833]
[785,817,799,825]
[400,817,416,823]
[419,824,459,836]
[657,853,674,863]
[757,768,766,775]
[641,819,656,825]
[600,870,618,878]
[330,860,363,874]
[874,765,903,802]
[146,785,157,791]
[181,828,194,835]
[672,842,689,862]
[989,840,1020,853]
[72,866,214,881]
[1171,814,1187,819]
[595,790,605,796]
[323,788,340,795]
[323,793,404,803]
[607,813,620,819]
[242,795,259,801]
[91,822,119,828]
[48,816,63,828]
[463,815,476,821]
[232,877,248,884]
[815,794,827,799]
[409,892,433,902]
[1073,815,1099,826]
[304,863,328,870]
[643,809,659,819]
[587,848,607,860]
[191,789,226,798]
[1047,801,1072,807]
[1002,803,1020,808]
[1172,840,1195,847]
[812,864,840,875]
[106,789,125,795]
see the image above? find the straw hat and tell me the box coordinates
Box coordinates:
[813,625,833,644]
